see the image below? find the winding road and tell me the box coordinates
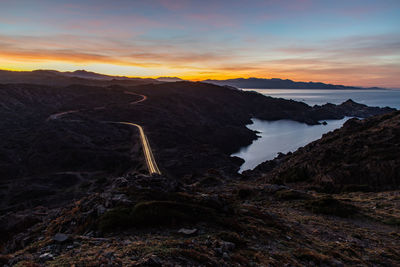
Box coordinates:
[47,91,161,175]
[117,122,161,175]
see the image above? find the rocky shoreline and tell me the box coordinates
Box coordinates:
[246,110,400,192]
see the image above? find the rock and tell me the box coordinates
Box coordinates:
[111,194,132,205]
[222,252,230,260]
[97,205,106,215]
[331,259,344,267]
[178,228,198,235]
[220,241,235,251]
[136,254,162,266]
[112,177,129,188]
[215,247,223,255]
[84,231,94,237]
[52,233,69,242]
[104,251,114,259]
[122,240,132,245]
[39,253,54,261]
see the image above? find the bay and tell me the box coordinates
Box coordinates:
[233,89,400,172]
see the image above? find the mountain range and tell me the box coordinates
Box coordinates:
[0,69,162,87]
[0,69,382,89]
[203,77,382,89]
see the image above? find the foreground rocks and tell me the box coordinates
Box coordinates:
[1,175,399,266]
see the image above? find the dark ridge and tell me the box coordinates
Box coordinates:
[203,77,384,89]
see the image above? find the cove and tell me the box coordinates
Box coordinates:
[232,117,350,173]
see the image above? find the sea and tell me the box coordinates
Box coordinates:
[233,89,400,172]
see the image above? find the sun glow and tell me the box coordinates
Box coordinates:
[1,0,399,87]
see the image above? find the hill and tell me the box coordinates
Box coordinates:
[248,110,400,192]
[0,69,161,87]
[0,81,394,213]
[0,81,398,266]
[156,77,184,82]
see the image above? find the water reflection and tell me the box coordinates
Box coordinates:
[232,117,350,172]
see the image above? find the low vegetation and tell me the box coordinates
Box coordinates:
[99,201,217,232]
[305,196,358,217]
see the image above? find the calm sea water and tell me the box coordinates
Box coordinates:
[233,89,400,172]
[243,89,400,109]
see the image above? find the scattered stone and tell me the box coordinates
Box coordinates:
[215,247,223,255]
[111,194,132,205]
[220,241,235,251]
[331,259,344,267]
[122,240,132,245]
[39,253,54,261]
[84,231,94,237]
[52,233,69,242]
[97,205,106,215]
[104,251,114,259]
[136,254,162,266]
[178,228,198,235]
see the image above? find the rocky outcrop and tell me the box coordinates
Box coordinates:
[305,99,395,121]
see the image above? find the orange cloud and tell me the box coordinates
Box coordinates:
[1,32,399,88]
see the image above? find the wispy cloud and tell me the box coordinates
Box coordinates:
[0,0,399,87]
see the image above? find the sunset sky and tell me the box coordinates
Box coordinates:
[1,0,399,87]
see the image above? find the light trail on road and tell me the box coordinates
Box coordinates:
[118,122,161,175]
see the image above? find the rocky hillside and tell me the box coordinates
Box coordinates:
[249,111,400,192]
[0,81,399,266]
[0,81,395,214]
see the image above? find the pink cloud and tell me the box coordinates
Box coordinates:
[158,0,189,11]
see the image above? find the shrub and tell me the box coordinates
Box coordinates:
[236,187,255,199]
[198,176,223,187]
[275,189,312,200]
[98,201,216,232]
[305,197,358,218]
[383,217,400,226]
[278,167,310,183]
[295,248,330,264]
[217,231,247,247]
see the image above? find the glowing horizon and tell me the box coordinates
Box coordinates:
[1,0,399,88]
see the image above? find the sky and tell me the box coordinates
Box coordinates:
[0,0,399,87]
